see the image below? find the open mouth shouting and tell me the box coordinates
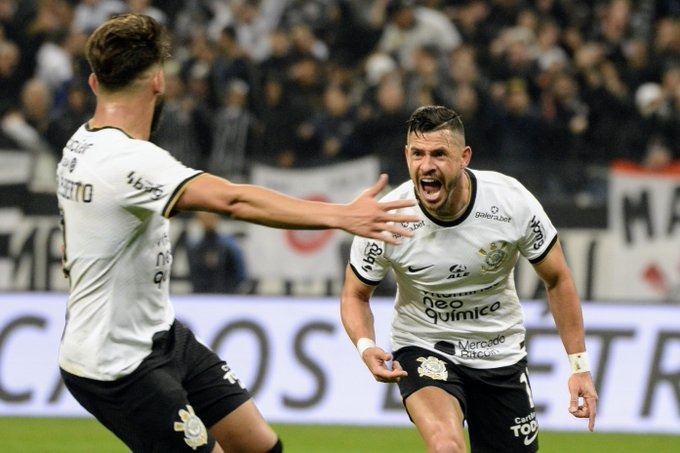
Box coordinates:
[419,177,443,203]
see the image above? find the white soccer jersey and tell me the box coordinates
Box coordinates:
[349,169,558,369]
[56,124,202,380]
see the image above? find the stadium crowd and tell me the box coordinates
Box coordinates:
[1,0,679,206]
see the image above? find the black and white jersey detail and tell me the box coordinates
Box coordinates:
[56,125,202,380]
[349,169,558,369]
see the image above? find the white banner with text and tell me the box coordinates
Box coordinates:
[605,161,680,302]
[0,293,678,433]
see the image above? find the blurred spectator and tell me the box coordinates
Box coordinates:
[374,0,462,71]
[624,82,672,169]
[183,62,215,154]
[211,25,259,110]
[403,44,455,111]
[452,82,501,166]
[208,78,255,182]
[71,0,126,34]
[179,31,218,107]
[151,70,205,170]
[228,0,287,63]
[283,54,324,165]
[0,0,678,211]
[19,78,65,157]
[495,77,546,193]
[258,27,294,86]
[0,40,22,108]
[540,70,591,196]
[488,25,541,101]
[52,82,91,141]
[319,0,382,68]
[251,76,299,168]
[296,83,357,167]
[34,29,88,111]
[449,0,494,54]
[351,73,411,183]
[123,0,167,25]
[0,104,51,156]
[187,211,248,294]
[288,23,329,62]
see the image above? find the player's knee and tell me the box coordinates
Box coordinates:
[427,433,465,453]
[267,438,283,453]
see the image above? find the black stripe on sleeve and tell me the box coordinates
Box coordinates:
[349,263,381,286]
[162,171,204,218]
[528,234,558,264]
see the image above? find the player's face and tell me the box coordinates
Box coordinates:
[405,129,471,219]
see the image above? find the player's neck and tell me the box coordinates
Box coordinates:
[435,171,471,222]
[89,97,154,140]
[451,171,471,220]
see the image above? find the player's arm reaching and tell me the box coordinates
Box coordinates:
[340,264,408,383]
[532,240,598,432]
[176,173,419,245]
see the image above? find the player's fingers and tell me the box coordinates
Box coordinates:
[374,370,406,383]
[568,397,580,415]
[379,199,417,211]
[365,174,388,197]
[382,213,421,225]
[586,397,597,431]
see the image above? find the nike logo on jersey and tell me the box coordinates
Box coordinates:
[523,430,538,446]
[407,264,433,273]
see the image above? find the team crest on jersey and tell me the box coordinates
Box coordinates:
[173,405,208,450]
[416,356,448,380]
[478,241,508,273]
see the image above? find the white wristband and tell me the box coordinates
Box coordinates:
[356,338,376,357]
[568,352,591,374]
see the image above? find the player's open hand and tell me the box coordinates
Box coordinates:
[568,372,598,431]
[361,346,408,383]
[345,174,420,245]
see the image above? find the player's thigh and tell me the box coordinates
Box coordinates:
[405,386,466,451]
[395,347,468,451]
[209,398,278,453]
[62,366,217,452]
[181,357,277,452]
[465,361,538,453]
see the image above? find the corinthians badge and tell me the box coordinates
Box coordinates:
[416,356,448,380]
[478,241,508,273]
[174,405,208,450]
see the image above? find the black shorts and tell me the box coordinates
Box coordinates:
[394,346,539,453]
[61,320,251,453]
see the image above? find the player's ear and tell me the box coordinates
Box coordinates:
[88,73,98,94]
[151,67,165,95]
[462,145,472,168]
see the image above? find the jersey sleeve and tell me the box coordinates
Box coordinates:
[516,187,559,263]
[113,141,203,218]
[348,235,391,286]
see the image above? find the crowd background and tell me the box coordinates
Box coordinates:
[2,0,679,201]
[1,0,679,293]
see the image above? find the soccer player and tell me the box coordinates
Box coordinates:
[56,14,420,453]
[341,105,598,452]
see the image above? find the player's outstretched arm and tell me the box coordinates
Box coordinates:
[533,241,598,431]
[340,265,407,383]
[176,173,419,244]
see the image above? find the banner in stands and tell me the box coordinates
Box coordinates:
[605,162,680,302]
[246,156,380,279]
[0,293,678,434]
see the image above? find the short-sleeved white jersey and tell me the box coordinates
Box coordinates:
[349,169,558,369]
[56,124,202,380]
